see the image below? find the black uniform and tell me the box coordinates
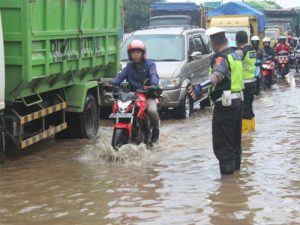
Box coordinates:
[210,48,243,175]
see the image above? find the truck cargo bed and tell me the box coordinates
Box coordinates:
[0,0,121,102]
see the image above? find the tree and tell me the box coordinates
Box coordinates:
[123,0,165,33]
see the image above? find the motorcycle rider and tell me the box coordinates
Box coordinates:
[112,40,160,143]
[188,27,243,175]
[295,38,300,51]
[275,36,291,54]
[275,36,293,69]
[287,35,293,48]
[236,31,257,133]
[262,37,276,84]
[263,37,275,57]
[251,36,263,95]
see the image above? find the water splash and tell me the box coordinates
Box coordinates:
[79,139,154,165]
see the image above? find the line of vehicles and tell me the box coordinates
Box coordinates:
[1,1,300,158]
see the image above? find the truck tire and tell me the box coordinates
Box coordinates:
[175,94,192,119]
[56,94,99,139]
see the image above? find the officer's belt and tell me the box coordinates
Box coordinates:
[243,78,256,83]
[216,92,243,102]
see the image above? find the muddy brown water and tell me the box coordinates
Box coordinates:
[0,73,300,225]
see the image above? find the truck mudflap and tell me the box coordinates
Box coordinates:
[5,98,68,149]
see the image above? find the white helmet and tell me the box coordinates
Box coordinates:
[251,36,260,41]
[205,27,225,36]
[263,37,271,42]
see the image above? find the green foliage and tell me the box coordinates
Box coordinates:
[246,0,282,11]
[123,0,165,32]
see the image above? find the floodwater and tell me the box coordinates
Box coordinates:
[0,73,300,225]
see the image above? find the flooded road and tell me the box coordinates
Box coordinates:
[1,73,300,225]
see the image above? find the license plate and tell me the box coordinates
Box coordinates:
[109,113,132,119]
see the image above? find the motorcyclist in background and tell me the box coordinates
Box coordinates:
[251,36,263,95]
[275,36,291,54]
[262,37,276,84]
[295,38,300,51]
[262,37,275,57]
[275,36,293,66]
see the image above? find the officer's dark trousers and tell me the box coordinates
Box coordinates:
[212,99,243,175]
[243,82,255,119]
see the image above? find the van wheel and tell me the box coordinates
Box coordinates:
[200,96,211,109]
[175,94,192,119]
[56,94,99,139]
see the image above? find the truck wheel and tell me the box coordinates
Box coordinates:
[80,95,99,139]
[56,94,99,139]
[175,94,192,119]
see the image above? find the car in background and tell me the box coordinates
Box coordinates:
[120,26,212,119]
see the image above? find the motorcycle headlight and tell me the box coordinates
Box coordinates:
[118,100,131,113]
[159,77,181,89]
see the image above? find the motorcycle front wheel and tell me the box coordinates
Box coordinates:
[112,128,129,150]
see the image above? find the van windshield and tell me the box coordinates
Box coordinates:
[121,35,184,61]
[223,27,251,47]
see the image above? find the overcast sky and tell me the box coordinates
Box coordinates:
[166,0,300,9]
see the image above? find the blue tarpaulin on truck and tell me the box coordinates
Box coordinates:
[152,2,200,11]
[207,2,266,32]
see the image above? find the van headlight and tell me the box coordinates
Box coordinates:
[159,77,181,89]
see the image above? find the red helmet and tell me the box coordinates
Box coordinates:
[127,40,146,61]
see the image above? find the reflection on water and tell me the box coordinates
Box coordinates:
[0,74,300,225]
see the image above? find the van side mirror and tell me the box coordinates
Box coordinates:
[190,51,202,61]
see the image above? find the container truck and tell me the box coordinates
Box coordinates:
[264,9,300,36]
[150,2,214,29]
[0,0,121,158]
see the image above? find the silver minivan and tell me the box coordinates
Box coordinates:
[120,27,212,119]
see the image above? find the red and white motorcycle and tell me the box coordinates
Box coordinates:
[108,84,161,150]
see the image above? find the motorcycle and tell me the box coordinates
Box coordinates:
[261,55,275,89]
[108,83,161,150]
[276,51,289,78]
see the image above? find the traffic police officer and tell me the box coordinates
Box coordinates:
[189,27,244,175]
[236,31,257,132]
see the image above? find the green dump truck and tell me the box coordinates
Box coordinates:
[0,0,121,156]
